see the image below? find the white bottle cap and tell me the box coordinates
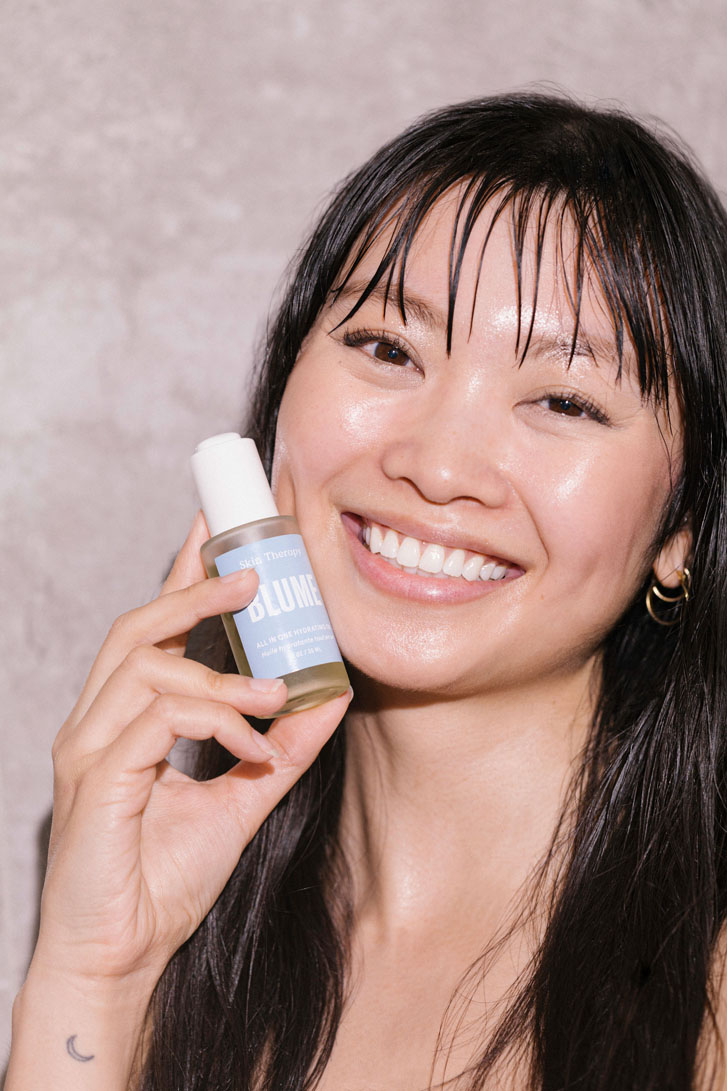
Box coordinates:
[191,433,279,537]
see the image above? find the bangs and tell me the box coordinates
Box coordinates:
[331,175,674,409]
[256,94,725,484]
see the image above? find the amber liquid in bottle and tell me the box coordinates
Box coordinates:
[201,515,349,717]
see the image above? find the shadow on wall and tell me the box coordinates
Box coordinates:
[30,811,53,963]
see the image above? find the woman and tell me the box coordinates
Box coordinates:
[8,92,727,1090]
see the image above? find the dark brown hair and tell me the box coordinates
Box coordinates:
[142,92,727,1090]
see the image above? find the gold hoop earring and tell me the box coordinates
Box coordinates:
[645,567,691,626]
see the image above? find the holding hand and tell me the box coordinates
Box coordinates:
[8,513,351,1090]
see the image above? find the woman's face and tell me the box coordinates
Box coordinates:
[272,197,684,698]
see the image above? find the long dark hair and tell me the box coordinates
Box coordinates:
[141,93,727,1089]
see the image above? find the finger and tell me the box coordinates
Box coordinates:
[59,645,287,756]
[159,511,210,597]
[156,511,214,654]
[66,568,259,726]
[116,568,259,654]
[51,672,288,855]
[205,688,354,835]
[79,693,286,819]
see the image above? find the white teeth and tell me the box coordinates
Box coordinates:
[442,549,465,577]
[361,520,512,583]
[419,543,445,574]
[397,536,422,568]
[381,529,399,559]
[462,554,486,581]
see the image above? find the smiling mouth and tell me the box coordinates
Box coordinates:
[356,517,518,582]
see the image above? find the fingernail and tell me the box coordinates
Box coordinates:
[345,686,354,702]
[249,676,285,693]
[219,568,256,583]
[252,729,280,759]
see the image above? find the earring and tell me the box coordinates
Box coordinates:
[645,567,691,626]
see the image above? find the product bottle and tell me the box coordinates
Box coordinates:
[191,433,350,716]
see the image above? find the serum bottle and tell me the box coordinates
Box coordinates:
[191,432,350,716]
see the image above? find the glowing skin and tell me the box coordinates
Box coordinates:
[272,197,685,700]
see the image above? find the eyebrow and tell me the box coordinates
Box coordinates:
[524,329,623,370]
[329,280,449,334]
[330,280,625,372]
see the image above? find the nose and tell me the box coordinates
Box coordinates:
[379,382,511,508]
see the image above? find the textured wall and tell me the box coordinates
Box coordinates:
[2,0,726,1066]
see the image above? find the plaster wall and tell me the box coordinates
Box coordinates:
[2,0,726,1067]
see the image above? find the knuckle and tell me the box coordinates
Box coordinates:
[107,603,158,652]
[220,704,243,733]
[122,643,155,677]
[51,726,69,764]
[51,731,80,777]
[205,668,227,699]
[151,692,182,723]
[51,740,70,781]
[107,609,137,643]
[52,741,88,792]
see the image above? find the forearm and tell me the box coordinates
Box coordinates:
[6,965,153,1091]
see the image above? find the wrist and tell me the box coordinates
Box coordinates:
[8,965,156,1091]
[18,962,156,1027]
[26,925,169,1000]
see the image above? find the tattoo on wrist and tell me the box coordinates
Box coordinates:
[66,1035,95,1062]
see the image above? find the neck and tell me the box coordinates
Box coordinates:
[339,665,595,941]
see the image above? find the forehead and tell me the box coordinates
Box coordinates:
[333,191,637,379]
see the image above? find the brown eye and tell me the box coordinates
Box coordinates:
[341,329,418,370]
[534,393,610,426]
[547,397,586,418]
[372,341,410,365]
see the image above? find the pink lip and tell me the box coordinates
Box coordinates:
[340,513,523,605]
[347,509,518,563]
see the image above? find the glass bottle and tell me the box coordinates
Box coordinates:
[192,433,350,716]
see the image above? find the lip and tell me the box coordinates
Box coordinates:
[341,512,524,605]
[349,509,520,563]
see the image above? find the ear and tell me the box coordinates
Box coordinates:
[652,522,692,588]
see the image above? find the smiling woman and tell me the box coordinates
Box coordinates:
[273,199,683,701]
[7,93,727,1091]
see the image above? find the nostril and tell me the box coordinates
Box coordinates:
[381,445,510,509]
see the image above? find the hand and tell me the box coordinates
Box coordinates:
[31,512,352,996]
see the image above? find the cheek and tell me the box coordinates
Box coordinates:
[533,448,673,590]
[272,362,394,506]
[271,366,338,506]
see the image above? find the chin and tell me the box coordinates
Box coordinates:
[340,641,490,701]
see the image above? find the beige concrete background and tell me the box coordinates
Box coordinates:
[2,0,726,1066]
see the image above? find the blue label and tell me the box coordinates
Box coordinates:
[214,533,343,678]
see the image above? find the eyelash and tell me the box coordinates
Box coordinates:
[341,328,417,368]
[537,392,611,425]
[340,328,610,425]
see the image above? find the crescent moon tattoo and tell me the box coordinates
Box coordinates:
[66,1035,95,1062]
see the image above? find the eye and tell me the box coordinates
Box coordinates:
[341,328,417,369]
[370,341,410,365]
[538,394,610,425]
[546,397,588,418]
